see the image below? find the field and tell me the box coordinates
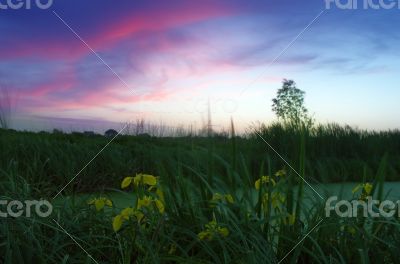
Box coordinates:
[1,123,400,263]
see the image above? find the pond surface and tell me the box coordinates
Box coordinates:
[56,182,400,210]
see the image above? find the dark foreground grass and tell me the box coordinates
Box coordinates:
[0,123,400,263]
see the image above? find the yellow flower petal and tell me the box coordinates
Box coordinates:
[121,177,134,189]
[199,220,229,241]
[218,227,229,237]
[119,207,144,222]
[105,199,113,207]
[364,183,373,195]
[156,188,164,202]
[88,197,112,211]
[94,199,105,211]
[198,231,212,240]
[255,179,261,190]
[225,194,234,204]
[113,215,124,232]
[205,220,217,229]
[155,199,165,214]
[134,174,157,186]
[212,193,223,200]
[352,184,362,194]
[210,193,234,205]
[142,174,157,185]
[275,169,286,177]
[137,196,153,209]
[168,244,177,255]
[255,176,275,190]
[135,211,144,222]
[121,207,135,219]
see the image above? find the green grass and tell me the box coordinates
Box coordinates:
[1,123,400,263]
[1,123,400,198]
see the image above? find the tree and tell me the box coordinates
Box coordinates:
[272,79,312,126]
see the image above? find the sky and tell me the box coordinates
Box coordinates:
[1,0,399,133]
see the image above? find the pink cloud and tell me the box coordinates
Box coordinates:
[21,82,174,114]
[25,72,76,97]
[1,3,237,61]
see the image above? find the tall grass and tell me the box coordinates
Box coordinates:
[1,122,399,196]
[0,122,399,263]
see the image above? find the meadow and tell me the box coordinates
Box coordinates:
[1,122,400,263]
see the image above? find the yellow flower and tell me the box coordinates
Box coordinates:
[87,197,113,211]
[255,176,276,190]
[134,173,158,187]
[120,208,134,219]
[137,196,164,214]
[112,207,144,232]
[155,199,165,213]
[168,244,177,255]
[225,194,234,203]
[156,188,165,202]
[218,227,229,237]
[198,230,212,240]
[137,196,153,209]
[212,193,223,201]
[121,174,158,189]
[147,185,165,205]
[198,220,229,241]
[364,183,373,195]
[113,215,124,232]
[210,193,234,206]
[120,207,143,221]
[275,169,286,177]
[121,177,134,189]
[352,183,373,195]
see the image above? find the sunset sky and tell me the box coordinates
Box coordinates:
[1,0,399,132]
